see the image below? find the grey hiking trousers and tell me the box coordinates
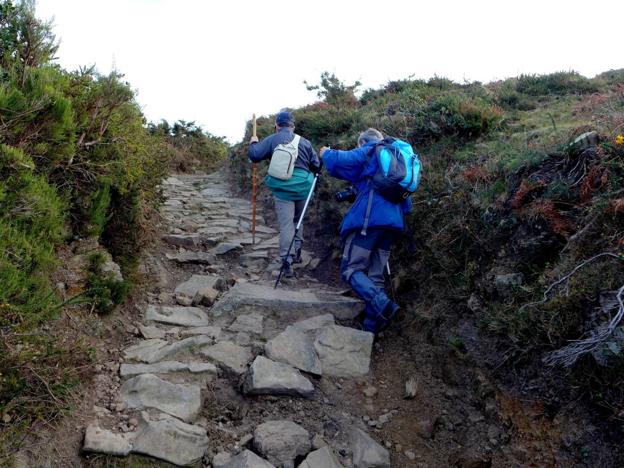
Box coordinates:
[273,196,305,261]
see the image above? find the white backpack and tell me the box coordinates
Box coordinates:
[268,134,301,180]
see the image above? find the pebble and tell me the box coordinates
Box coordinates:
[405,450,416,460]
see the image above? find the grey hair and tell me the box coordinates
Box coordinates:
[358,128,383,145]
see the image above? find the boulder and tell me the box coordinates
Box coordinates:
[254,420,311,467]
[243,356,314,398]
[314,325,374,377]
[350,428,390,468]
[119,374,202,421]
[292,314,335,334]
[265,326,322,375]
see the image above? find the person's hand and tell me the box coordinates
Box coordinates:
[250,135,259,144]
[319,146,330,158]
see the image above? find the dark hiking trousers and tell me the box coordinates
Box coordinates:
[341,228,398,333]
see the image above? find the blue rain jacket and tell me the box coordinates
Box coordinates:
[323,142,412,238]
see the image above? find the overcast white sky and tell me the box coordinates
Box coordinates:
[36,0,622,143]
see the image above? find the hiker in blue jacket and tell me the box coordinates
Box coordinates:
[249,110,321,277]
[320,128,413,334]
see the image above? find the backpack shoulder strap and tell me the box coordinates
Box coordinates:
[292,134,301,160]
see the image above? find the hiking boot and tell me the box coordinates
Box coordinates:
[282,259,295,278]
[376,302,400,334]
[293,248,303,264]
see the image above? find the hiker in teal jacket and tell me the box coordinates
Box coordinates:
[320,128,413,334]
[248,110,320,277]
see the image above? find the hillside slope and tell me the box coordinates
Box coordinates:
[229,69,624,462]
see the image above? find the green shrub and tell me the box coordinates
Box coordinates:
[84,253,130,314]
[516,71,598,96]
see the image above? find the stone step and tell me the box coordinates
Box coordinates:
[119,374,202,422]
[166,251,217,265]
[83,411,209,466]
[211,282,362,321]
[119,360,218,378]
[146,305,210,327]
[124,335,213,364]
[200,340,253,376]
[243,356,314,398]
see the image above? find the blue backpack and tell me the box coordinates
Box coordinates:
[361,138,421,235]
[370,138,421,203]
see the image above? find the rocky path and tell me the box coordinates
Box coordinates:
[83,172,391,467]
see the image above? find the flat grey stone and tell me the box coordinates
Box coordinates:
[229,312,264,334]
[175,274,224,305]
[166,251,217,265]
[162,234,204,248]
[243,356,314,398]
[298,446,344,468]
[120,374,201,421]
[146,305,209,327]
[240,251,271,262]
[139,324,166,339]
[265,326,322,375]
[221,449,276,468]
[201,341,252,376]
[350,428,390,468]
[254,420,311,466]
[292,314,335,333]
[212,242,243,255]
[83,424,132,456]
[314,325,374,378]
[132,412,209,466]
[213,451,232,468]
[124,335,212,363]
[212,282,361,320]
[179,325,222,339]
[119,360,218,378]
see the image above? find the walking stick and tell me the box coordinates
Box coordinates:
[274,172,320,289]
[251,114,257,244]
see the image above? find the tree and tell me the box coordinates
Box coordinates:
[304,71,361,106]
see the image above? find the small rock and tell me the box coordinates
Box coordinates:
[350,427,390,468]
[253,420,311,466]
[83,424,132,456]
[363,386,378,398]
[221,449,275,468]
[298,446,344,468]
[405,450,416,460]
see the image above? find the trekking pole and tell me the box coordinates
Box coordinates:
[274,172,320,289]
[251,114,257,245]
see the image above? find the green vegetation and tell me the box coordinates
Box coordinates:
[0,0,227,456]
[229,69,624,413]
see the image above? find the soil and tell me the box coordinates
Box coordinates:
[11,170,623,467]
